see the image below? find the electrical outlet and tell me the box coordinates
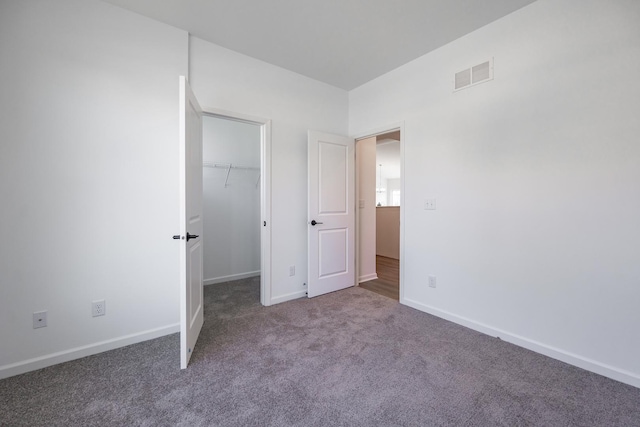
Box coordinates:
[428,275,437,288]
[289,265,295,276]
[92,300,106,317]
[33,311,47,329]
[424,199,437,210]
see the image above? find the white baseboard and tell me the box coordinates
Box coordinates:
[358,273,378,283]
[270,290,307,305]
[0,323,179,380]
[401,297,640,389]
[204,270,260,286]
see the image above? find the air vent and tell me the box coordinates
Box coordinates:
[454,58,493,92]
[472,61,491,83]
[454,69,471,90]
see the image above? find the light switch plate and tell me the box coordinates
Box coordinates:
[428,276,437,288]
[359,200,365,209]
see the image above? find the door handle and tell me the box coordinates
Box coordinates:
[310,220,323,226]
[187,233,199,241]
[173,235,182,240]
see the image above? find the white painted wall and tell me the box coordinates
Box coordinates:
[189,37,349,304]
[202,116,261,284]
[376,207,400,260]
[376,140,401,206]
[349,0,640,387]
[0,0,188,377]
[386,178,401,206]
[357,137,377,282]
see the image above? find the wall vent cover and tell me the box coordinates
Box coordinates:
[455,69,471,90]
[454,58,493,91]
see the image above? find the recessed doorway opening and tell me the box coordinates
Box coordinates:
[356,129,402,301]
[202,110,272,307]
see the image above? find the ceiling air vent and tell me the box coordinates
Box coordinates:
[454,58,493,92]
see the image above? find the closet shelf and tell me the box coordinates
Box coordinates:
[203,162,260,188]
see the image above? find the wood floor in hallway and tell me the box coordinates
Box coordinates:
[359,256,399,300]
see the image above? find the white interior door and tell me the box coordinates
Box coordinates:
[307,130,355,297]
[179,76,203,368]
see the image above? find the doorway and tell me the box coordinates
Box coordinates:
[356,129,402,300]
[202,111,272,306]
[178,78,272,368]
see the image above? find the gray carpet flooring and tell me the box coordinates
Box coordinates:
[2,277,640,426]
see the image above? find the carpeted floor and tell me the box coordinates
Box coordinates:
[1,277,640,426]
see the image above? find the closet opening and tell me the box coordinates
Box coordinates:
[201,112,271,306]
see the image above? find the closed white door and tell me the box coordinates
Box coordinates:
[307,130,355,298]
[178,76,204,368]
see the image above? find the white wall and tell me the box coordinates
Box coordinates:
[357,137,377,282]
[202,116,261,284]
[190,37,349,304]
[376,140,401,206]
[386,178,401,206]
[376,207,400,260]
[0,0,188,378]
[349,0,640,387]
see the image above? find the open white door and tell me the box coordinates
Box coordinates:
[307,130,355,298]
[178,76,204,368]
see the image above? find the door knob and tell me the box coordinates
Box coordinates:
[310,220,323,226]
[187,233,199,241]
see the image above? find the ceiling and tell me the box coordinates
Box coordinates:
[101,0,536,90]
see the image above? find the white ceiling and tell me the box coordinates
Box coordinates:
[101,0,536,90]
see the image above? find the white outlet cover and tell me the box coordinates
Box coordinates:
[33,311,47,329]
[424,199,437,210]
[92,300,106,317]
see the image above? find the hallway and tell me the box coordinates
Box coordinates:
[359,256,399,300]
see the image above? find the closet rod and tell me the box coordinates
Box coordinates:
[203,161,259,171]
[203,162,260,188]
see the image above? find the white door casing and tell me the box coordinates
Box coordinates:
[179,76,204,368]
[307,130,355,298]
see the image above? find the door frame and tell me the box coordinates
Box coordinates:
[201,107,273,306]
[353,122,405,302]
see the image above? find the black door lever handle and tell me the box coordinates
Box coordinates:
[310,220,323,226]
[187,233,199,241]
